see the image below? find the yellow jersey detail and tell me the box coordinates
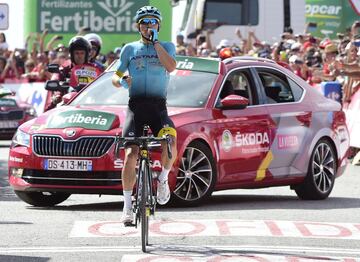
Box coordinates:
[115,71,125,78]
[140,150,148,158]
[255,151,274,181]
[157,127,177,138]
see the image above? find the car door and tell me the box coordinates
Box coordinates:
[253,67,310,178]
[211,68,273,184]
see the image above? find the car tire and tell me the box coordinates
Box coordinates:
[14,191,71,207]
[171,141,217,206]
[294,139,337,200]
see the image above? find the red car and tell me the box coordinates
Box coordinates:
[0,87,37,140]
[8,56,349,207]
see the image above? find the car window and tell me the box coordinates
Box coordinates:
[217,69,256,106]
[256,69,297,104]
[288,77,304,101]
[71,71,217,108]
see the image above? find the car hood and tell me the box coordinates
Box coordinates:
[20,105,204,135]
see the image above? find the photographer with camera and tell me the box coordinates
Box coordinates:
[45,36,102,111]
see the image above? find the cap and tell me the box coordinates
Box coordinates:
[289,55,303,64]
[319,38,332,49]
[291,42,302,51]
[324,44,338,54]
[216,39,231,49]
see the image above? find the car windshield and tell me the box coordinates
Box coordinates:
[70,70,217,108]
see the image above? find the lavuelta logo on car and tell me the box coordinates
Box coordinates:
[46,110,116,131]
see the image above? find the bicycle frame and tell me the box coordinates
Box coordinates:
[114,126,172,252]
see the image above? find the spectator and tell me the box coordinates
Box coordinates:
[176,33,188,55]
[322,43,338,81]
[289,55,311,81]
[333,42,360,103]
[105,51,116,67]
[0,52,20,83]
[0,33,9,53]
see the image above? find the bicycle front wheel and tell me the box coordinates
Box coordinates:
[140,159,150,252]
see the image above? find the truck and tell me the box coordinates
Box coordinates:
[172,0,306,46]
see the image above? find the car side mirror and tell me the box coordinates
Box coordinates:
[220,94,249,109]
[62,92,77,104]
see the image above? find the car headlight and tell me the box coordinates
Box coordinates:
[25,107,37,117]
[11,129,30,147]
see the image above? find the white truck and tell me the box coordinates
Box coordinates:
[172,0,306,46]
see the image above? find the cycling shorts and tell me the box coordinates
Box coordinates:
[122,97,176,142]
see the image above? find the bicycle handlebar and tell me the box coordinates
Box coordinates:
[114,135,172,159]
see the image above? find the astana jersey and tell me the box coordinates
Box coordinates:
[115,41,176,98]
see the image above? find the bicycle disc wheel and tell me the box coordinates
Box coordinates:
[140,160,149,252]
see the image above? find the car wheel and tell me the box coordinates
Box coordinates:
[172,141,217,206]
[14,191,71,207]
[295,139,337,200]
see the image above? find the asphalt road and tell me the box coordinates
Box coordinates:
[1,140,360,261]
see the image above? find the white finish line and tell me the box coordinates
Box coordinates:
[0,245,359,261]
[69,219,360,240]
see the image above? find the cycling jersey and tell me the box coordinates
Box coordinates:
[116,41,176,98]
[69,63,102,88]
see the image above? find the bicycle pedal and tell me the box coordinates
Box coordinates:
[123,222,136,227]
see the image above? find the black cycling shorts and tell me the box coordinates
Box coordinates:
[122,97,176,139]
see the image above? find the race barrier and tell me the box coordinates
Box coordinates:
[312,81,342,104]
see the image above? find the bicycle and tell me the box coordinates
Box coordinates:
[114,125,172,252]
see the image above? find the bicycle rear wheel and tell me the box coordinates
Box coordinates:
[140,159,150,252]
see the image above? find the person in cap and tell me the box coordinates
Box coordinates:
[321,42,339,81]
[111,6,177,224]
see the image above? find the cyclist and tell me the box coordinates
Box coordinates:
[46,36,102,111]
[84,33,106,72]
[111,5,177,223]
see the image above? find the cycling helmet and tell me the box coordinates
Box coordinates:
[134,6,162,22]
[68,36,91,64]
[84,33,102,57]
[219,47,233,60]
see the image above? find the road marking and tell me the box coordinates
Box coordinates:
[121,253,360,262]
[69,219,360,240]
[0,245,359,256]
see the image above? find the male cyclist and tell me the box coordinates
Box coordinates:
[112,6,177,223]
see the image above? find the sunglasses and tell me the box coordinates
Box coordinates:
[139,18,159,25]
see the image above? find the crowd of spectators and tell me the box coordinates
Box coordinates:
[0,28,120,84]
[175,21,360,104]
[1,21,360,104]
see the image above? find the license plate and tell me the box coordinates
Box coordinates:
[44,159,93,171]
[0,121,19,129]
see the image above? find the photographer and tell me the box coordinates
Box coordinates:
[45,36,102,111]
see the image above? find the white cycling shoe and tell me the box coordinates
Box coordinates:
[120,208,133,224]
[157,180,170,205]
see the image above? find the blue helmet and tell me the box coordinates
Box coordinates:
[134,6,162,22]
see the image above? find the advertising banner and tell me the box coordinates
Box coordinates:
[24,0,172,53]
[305,0,359,39]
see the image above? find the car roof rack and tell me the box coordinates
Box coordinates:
[223,56,276,65]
